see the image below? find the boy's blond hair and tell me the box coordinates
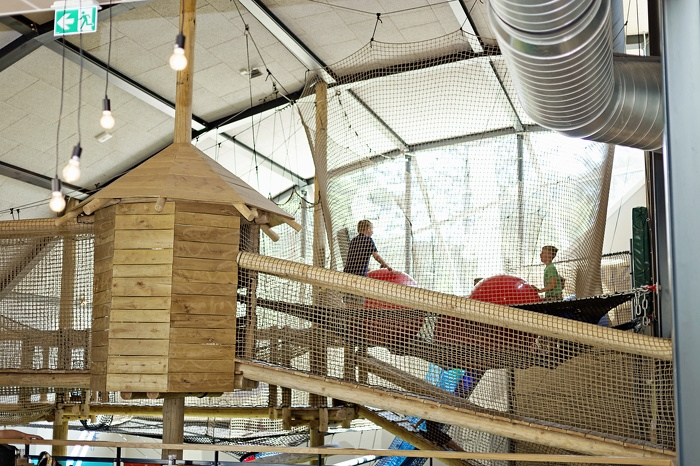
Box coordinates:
[357,219,373,234]
[542,245,558,258]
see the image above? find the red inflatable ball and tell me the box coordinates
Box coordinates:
[469,274,541,306]
[362,269,422,346]
[365,269,418,310]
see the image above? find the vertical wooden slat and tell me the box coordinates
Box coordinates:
[91,206,116,392]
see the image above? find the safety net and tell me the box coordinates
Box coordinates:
[0,29,674,466]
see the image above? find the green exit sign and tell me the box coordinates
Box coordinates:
[54,6,98,36]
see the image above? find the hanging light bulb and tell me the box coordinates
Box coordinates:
[49,177,66,213]
[62,144,82,183]
[100,98,115,130]
[169,33,187,71]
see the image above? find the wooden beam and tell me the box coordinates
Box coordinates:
[0,439,675,465]
[173,0,196,143]
[83,198,117,216]
[54,207,82,227]
[0,370,90,388]
[0,237,54,304]
[155,196,167,212]
[260,224,279,242]
[360,356,472,409]
[358,406,470,466]
[0,218,91,238]
[58,228,77,370]
[84,405,355,420]
[234,203,255,221]
[284,217,302,232]
[236,361,672,459]
[236,252,673,360]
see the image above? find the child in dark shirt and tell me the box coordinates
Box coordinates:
[344,220,391,276]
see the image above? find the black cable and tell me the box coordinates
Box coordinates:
[105,0,113,98]
[309,0,457,16]
[370,13,382,42]
[77,29,84,146]
[231,0,294,98]
[55,35,68,178]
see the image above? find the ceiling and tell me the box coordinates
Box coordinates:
[0,0,650,220]
[0,1,143,17]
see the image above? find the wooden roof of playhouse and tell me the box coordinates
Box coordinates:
[58,142,300,239]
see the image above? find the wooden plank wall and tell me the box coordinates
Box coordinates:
[91,205,116,392]
[105,202,176,393]
[169,201,239,392]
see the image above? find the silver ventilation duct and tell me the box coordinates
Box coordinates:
[488,0,663,151]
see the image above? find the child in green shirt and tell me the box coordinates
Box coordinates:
[537,245,562,301]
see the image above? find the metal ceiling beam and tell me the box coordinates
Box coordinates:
[0,3,208,133]
[444,2,522,131]
[99,87,309,191]
[44,39,208,131]
[0,161,89,199]
[346,88,409,151]
[237,0,335,83]
[217,133,308,187]
[484,59,524,131]
[448,0,484,53]
[202,89,303,135]
[0,17,53,73]
[0,2,144,65]
[327,124,546,180]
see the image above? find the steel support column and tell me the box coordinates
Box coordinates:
[661,0,700,462]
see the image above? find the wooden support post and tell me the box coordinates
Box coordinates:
[335,340,354,407]
[310,81,328,409]
[281,341,292,407]
[309,426,325,465]
[282,407,292,430]
[244,224,260,360]
[173,0,196,144]
[58,200,78,370]
[357,345,368,385]
[312,80,328,274]
[244,274,257,360]
[282,386,292,407]
[318,408,328,433]
[52,411,69,457]
[269,339,279,407]
[162,0,195,456]
[308,329,326,408]
[162,397,185,460]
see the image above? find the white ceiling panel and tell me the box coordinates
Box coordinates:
[0,22,21,49]
[0,0,653,213]
[0,174,57,220]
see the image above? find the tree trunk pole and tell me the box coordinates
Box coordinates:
[310,81,328,408]
[173,0,196,144]
[163,0,196,459]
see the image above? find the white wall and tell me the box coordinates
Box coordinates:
[603,178,647,254]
